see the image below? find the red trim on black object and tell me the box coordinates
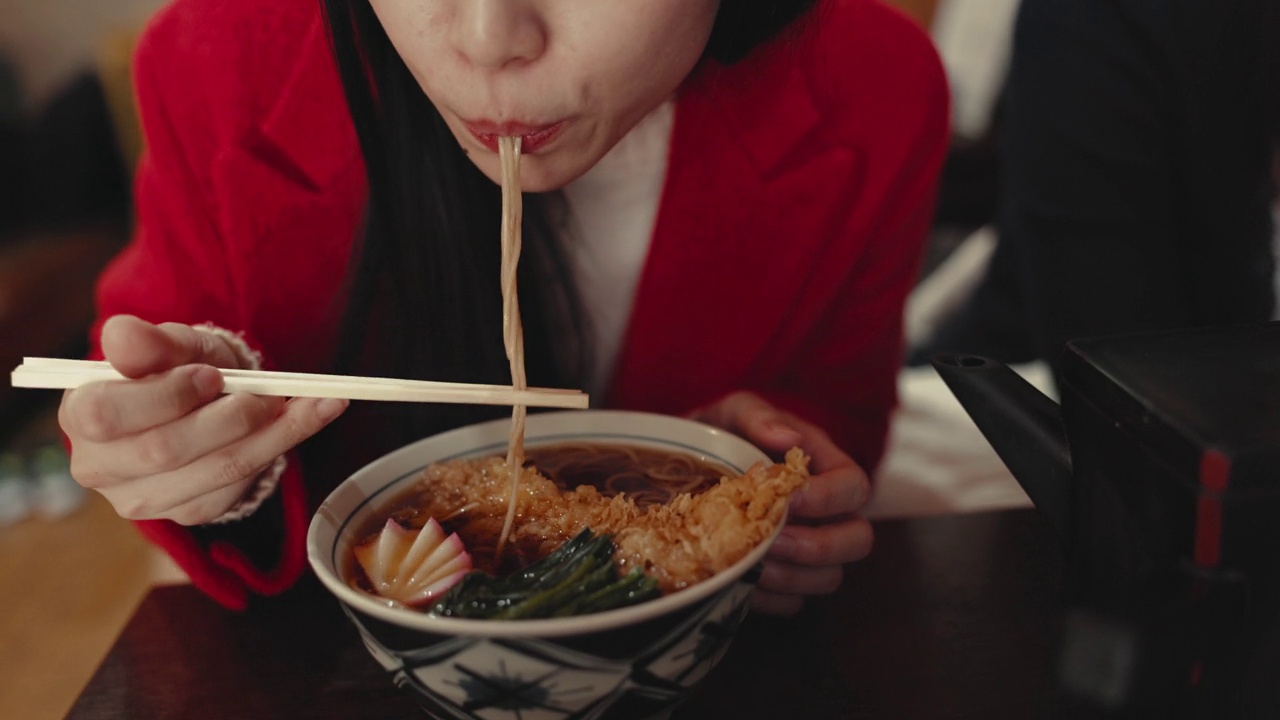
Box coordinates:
[1193,450,1231,569]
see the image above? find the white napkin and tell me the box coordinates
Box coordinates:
[868,362,1053,520]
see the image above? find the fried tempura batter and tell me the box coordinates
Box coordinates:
[403,448,810,593]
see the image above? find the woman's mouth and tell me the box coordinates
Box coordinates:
[463,120,568,154]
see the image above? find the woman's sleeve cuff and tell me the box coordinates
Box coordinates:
[192,323,288,525]
[208,454,288,525]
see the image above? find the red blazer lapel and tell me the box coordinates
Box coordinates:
[208,14,366,371]
[244,10,360,194]
[610,44,863,415]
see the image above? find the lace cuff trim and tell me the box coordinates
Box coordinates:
[193,324,287,525]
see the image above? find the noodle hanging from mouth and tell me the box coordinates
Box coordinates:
[496,136,526,558]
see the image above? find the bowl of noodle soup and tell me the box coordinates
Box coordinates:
[307,409,803,720]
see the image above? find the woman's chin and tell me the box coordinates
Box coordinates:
[521,161,590,192]
[471,154,593,193]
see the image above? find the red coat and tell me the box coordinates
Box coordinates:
[94,0,949,608]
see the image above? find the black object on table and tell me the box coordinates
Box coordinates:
[935,321,1280,717]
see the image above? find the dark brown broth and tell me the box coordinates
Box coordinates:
[525,442,728,506]
[346,443,732,585]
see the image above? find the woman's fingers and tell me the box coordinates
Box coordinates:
[690,390,876,617]
[100,314,242,377]
[771,516,874,566]
[731,402,804,451]
[752,525,872,616]
[103,396,347,520]
[691,392,803,452]
[161,473,260,526]
[72,392,287,483]
[789,466,870,520]
[751,589,806,617]
[60,365,227,443]
[60,317,335,527]
[799,424,858,475]
[759,559,844,596]
[101,462,264,525]
[692,392,856,477]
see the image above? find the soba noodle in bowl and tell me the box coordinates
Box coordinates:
[307,410,806,720]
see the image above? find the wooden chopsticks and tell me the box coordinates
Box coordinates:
[10,357,589,409]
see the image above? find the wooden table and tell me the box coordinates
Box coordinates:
[67,509,1067,719]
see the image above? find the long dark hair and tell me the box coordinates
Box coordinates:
[314,0,818,466]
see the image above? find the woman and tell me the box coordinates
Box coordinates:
[58,0,949,613]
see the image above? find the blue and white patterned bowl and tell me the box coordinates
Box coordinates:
[307,410,781,720]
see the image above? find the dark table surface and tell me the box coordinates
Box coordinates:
[67,508,1067,719]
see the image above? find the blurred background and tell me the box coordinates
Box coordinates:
[0,1,1025,718]
[0,0,164,439]
[0,4,182,720]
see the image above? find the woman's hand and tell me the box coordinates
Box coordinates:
[690,391,873,616]
[58,314,348,525]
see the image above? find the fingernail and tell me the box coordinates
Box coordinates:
[315,398,348,422]
[764,420,803,444]
[191,366,223,396]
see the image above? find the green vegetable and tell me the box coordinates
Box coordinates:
[430,529,660,619]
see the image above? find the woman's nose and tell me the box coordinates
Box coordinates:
[451,0,547,70]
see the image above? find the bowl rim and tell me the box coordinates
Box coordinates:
[306,409,783,637]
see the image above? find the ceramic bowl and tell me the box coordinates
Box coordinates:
[307,410,783,720]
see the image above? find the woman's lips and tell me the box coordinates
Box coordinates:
[463,120,567,154]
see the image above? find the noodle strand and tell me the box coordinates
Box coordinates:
[496,136,526,558]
